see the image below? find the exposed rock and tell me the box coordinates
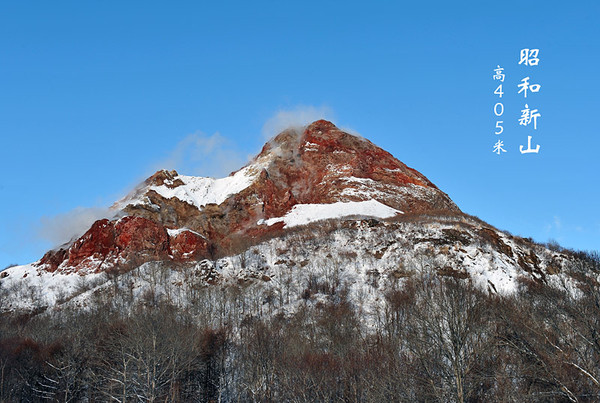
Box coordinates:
[145,169,184,188]
[478,228,513,258]
[38,216,211,274]
[517,250,546,281]
[114,216,170,262]
[436,266,469,279]
[170,230,210,260]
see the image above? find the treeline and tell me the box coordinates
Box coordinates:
[1,251,599,402]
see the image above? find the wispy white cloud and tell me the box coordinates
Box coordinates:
[37,207,115,248]
[545,215,562,234]
[553,216,561,230]
[261,105,335,139]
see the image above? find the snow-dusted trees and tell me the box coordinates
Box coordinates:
[0,250,599,401]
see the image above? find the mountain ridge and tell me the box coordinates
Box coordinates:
[34,120,459,274]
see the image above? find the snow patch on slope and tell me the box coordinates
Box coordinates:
[150,166,257,209]
[166,228,204,237]
[258,200,402,228]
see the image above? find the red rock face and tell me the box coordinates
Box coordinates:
[253,120,447,208]
[66,219,117,268]
[114,216,169,254]
[38,217,212,274]
[170,230,210,260]
[38,120,461,274]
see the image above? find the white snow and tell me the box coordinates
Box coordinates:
[166,228,204,238]
[259,200,402,228]
[0,263,105,311]
[303,142,320,151]
[149,166,257,209]
[343,176,378,184]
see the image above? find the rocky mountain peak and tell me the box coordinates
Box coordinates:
[145,169,182,188]
[249,120,450,208]
[257,120,385,166]
[34,121,460,274]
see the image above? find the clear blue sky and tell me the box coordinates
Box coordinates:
[1,1,598,267]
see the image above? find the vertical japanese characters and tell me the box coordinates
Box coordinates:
[492,48,542,156]
[492,66,506,154]
[518,48,541,154]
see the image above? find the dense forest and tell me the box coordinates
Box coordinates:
[0,250,599,402]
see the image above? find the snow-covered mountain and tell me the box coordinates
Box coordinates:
[0,120,579,313]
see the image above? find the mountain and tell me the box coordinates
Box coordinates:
[35,119,458,274]
[0,120,577,312]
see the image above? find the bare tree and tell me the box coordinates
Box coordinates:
[405,275,491,403]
